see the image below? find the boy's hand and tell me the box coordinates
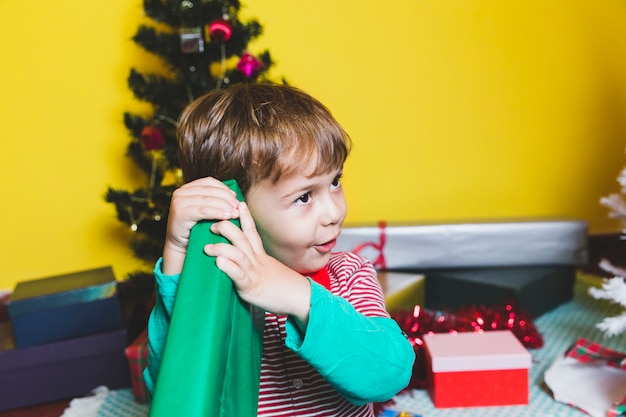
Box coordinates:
[162,177,241,276]
[204,202,312,326]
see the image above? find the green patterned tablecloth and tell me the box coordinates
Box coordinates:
[97,389,148,417]
[90,274,626,417]
[389,273,626,417]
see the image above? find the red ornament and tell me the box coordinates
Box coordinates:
[207,18,232,42]
[236,53,264,78]
[140,126,165,151]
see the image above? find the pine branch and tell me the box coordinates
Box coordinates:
[133,25,182,73]
[123,112,149,139]
[142,0,181,28]
[127,68,187,105]
[126,141,155,175]
[132,235,166,262]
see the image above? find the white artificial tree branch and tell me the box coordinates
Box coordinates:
[599,259,626,278]
[617,167,626,191]
[592,166,626,336]
[600,193,626,220]
[589,276,626,336]
[595,311,626,337]
[589,277,626,307]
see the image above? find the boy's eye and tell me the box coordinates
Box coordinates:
[331,174,342,188]
[297,193,311,204]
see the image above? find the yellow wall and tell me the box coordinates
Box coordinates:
[1,0,626,289]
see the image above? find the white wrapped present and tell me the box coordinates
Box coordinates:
[336,220,588,270]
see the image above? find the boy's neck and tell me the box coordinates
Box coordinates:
[306,267,330,290]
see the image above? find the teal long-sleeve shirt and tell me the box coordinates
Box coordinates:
[144,256,415,407]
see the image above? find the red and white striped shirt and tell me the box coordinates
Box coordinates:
[257,251,390,416]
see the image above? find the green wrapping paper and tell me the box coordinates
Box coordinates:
[150,180,263,417]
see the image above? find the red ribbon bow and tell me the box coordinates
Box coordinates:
[352,221,387,270]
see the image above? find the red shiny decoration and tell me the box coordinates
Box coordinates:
[391,302,543,390]
[236,53,264,78]
[140,126,165,151]
[207,18,232,42]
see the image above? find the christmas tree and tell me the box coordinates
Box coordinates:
[588,167,626,336]
[106,0,278,283]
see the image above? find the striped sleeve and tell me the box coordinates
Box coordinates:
[285,253,415,405]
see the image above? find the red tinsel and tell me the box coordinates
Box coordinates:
[374,302,543,415]
[392,302,543,390]
[140,126,165,151]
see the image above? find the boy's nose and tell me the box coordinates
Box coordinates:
[322,194,344,226]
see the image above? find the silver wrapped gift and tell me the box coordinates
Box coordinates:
[335,220,588,269]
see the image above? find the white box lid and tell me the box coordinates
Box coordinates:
[424,330,531,372]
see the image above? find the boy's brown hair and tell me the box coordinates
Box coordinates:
[177,83,351,195]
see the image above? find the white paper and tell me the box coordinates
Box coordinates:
[544,355,626,417]
[61,386,109,417]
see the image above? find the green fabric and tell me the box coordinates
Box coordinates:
[149,179,263,417]
[147,271,415,406]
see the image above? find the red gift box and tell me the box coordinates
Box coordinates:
[125,328,149,404]
[423,330,531,408]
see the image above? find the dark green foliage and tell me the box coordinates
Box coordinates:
[107,0,277,272]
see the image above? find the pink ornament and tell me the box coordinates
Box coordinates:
[236,53,264,78]
[207,18,232,42]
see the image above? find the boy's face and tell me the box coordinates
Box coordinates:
[245,168,346,274]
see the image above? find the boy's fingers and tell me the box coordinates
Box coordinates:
[238,202,264,253]
[210,221,252,253]
[174,177,239,207]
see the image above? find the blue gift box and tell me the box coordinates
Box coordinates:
[7,266,125,349]
[0,326,131,411]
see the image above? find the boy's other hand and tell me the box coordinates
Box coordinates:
[162,177,240,276]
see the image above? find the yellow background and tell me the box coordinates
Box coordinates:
[1,0,626,289]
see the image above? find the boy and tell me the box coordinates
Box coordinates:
[145,83,415,416]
